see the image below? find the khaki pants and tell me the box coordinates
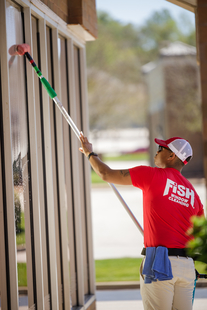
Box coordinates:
[140,256,195,310]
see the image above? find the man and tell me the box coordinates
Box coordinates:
[79,133,204,310]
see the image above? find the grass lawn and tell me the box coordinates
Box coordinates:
[91,170,105,184]
[95,258,142,282]
[95,258,207,282]
[103,152,149,162]
[16,212,25,246]
[17,258,207,286]
[17,263,27,286]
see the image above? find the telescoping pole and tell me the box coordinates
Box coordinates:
[9,43,144,236]
[109,183,144,235]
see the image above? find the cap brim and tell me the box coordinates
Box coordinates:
[154,138,168,147]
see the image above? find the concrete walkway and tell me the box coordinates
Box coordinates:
[14,286,207,309]
[96,287,207,310]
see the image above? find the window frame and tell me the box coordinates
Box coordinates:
[0,0,95,309]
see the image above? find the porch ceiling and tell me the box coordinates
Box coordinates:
[166,0,197,12]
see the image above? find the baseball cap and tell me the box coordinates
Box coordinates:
[154,137,193,165]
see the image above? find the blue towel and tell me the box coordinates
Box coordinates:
[142,247,157,283]
[142,246,173,284]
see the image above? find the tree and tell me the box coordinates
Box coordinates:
[187,216,207,265]
[139,9,195,61]
[86,9,196,131]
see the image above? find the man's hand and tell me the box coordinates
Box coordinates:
[79,132,93,158]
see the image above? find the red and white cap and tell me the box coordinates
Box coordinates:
[154,137,193,165]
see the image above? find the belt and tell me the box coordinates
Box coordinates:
[141,247,189,257]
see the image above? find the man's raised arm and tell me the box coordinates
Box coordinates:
[79,132,132,186]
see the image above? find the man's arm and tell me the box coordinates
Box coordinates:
[79,133,132,185]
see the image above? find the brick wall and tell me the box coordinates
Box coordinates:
[40,0,69,24]
[68,0,97,38]
[40,0,97,39]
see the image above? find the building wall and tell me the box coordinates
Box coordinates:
[40,0,98,38]
[144,53,204,178]
[40,0,69,23]
[0,0,96,309]
[163,56,204,178]
[197,0,207,184]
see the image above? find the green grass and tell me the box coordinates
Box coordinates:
[195,261,207,275]
[17,263,27,286]
[16,212,26,246]
[95,258,143,282]
[17,258,207,286]
[95,258,207,283]
[91,170,106,184]
[103,152,149,162]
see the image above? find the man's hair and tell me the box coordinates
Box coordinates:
[177,156,192,167]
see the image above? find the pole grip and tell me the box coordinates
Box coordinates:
[25,52,57,99]
[41,78,57,99]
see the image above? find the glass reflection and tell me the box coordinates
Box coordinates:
[6,1,29,308]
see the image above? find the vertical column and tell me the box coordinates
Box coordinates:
[31,15,49,302]
[196,0,207,196]
[0,132,8,310]
[52,28,71,310]
[0,1,18,309]
[23,7,45,309]
[67,38,85,306]
[38,19,59,310]
[79,47,96,295]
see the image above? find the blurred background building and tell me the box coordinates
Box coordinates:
[143,41,204,178]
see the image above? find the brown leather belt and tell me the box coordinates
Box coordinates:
[141,247,188,257]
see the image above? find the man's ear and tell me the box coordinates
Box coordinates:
[168,152,176,161]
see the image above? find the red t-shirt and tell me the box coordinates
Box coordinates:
[129,166,204,248]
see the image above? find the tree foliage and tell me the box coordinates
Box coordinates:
[86,9,196,131]
[187,216,207,265]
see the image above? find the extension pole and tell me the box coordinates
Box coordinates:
[109,183,144,235]
[9,43,144,235]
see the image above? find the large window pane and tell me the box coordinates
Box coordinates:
[32,16,50,304]
[6,1,30,308]
[74,46,90,296]
[58,35,76,305]
[46,26,64,310]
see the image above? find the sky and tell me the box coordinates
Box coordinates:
[96,0,195,29]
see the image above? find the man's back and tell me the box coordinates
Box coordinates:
[129,165,204,248]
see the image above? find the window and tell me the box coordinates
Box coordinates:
[6,2,31,308]
[0,1,95,309]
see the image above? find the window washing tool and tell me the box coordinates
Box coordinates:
[9,43,144,236]
[9,44,80,140]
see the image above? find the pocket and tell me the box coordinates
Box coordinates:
[187,258,196,282]
[140,258,145,280]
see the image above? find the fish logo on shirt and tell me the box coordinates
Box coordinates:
[163,178,195,208]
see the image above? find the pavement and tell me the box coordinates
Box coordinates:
[96,287,207,310]
[16,284,207,310]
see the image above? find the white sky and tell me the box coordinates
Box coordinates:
[96,0,195,28]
